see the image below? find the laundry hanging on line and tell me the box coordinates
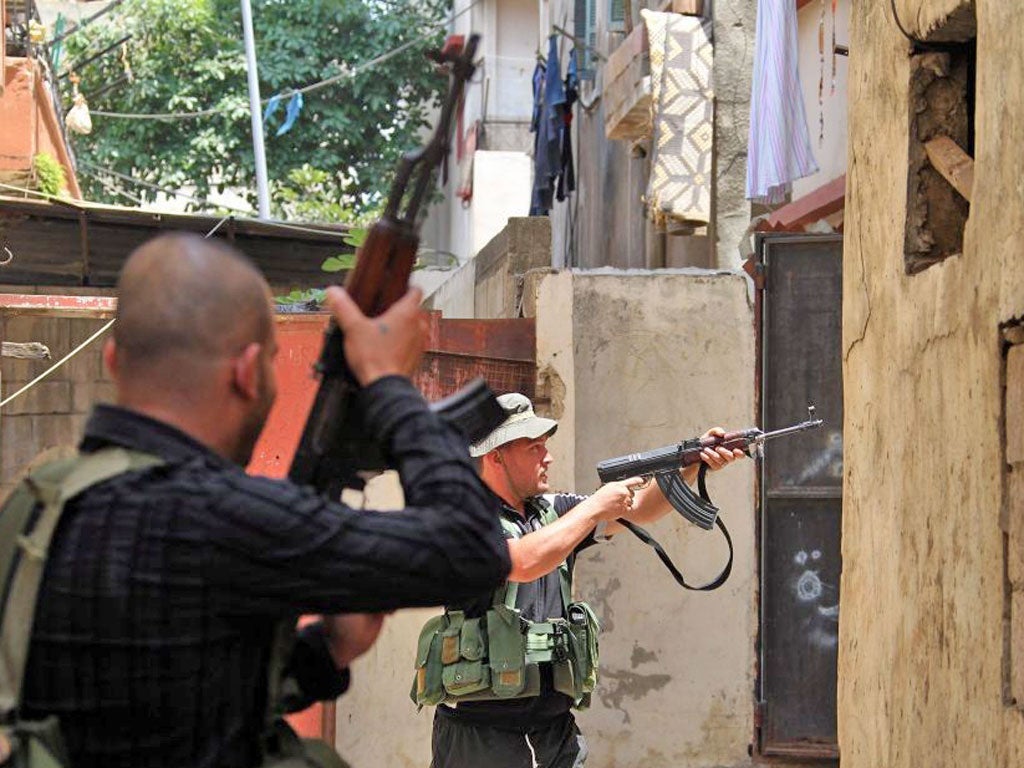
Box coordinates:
[529,35,577,216]
[745,0,819,204]
[642,9,715,234]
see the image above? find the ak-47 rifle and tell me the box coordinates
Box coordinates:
[594,407,824,591]
[288,34,503,498]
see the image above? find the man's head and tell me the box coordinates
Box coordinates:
[105,232,277,465]
[471,393,558,510]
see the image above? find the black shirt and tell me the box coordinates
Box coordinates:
[20,376,510,768]
[439,491,597,729]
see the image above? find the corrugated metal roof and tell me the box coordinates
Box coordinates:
[0,195,354,290]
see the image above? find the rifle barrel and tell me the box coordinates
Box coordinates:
[759,419,824,441]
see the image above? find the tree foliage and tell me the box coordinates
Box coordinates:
[64,0,450,216]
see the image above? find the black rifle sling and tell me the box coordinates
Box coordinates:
[616,465,733,591]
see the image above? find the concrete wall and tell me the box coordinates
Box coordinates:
[473,216,552,319]
[531,270,758,766]
[839,2,1024,767]
[336,267,760,768]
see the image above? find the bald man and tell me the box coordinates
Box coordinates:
[14,233,510,768]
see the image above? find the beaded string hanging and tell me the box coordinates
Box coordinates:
[817,0,825,143]
[830,0,837,96]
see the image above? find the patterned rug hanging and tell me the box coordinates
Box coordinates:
[641,10,714,235]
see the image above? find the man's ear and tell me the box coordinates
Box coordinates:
[102,337,118,379]
[231,342,262,401]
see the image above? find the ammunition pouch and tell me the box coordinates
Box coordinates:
[412,497,599,710]
[411,600,599,710]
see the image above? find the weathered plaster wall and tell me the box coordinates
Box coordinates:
[534,270,758,766]
[421,258,476,318]
[793,0,850,200]
[473,216,552,319]
[839,2,1024,767]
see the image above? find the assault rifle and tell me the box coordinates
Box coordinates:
[288,34,504,498]
[594,407,823,591]
[597,406,823,529]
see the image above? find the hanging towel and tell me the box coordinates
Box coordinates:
[745,0,819,205]
[642,10,714,234]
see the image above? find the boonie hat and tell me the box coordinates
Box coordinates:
[469,393,558,457]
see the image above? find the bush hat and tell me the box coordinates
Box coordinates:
[469,393,558,457]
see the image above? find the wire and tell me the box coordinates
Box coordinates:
[0,318,115,410]
[82,168,147,206]
[80,160,255,215]
[90,0,483,121]
[0,182,83,206]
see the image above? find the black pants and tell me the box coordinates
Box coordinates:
[430,708,588,768]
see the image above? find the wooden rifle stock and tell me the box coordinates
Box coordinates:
[286,218,419,496]
[344,217,419,318]
[287,34,503,498]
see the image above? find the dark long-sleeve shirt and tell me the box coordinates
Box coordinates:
[20,376,510,768]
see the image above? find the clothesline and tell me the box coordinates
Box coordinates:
[90,0,483,121]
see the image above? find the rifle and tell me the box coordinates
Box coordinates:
[594,406,823,591]
[288,34,503,498]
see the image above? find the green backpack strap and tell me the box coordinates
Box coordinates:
[492,500,572,611]
[536,500,572,611]
[494,517,521,609]
[0,447,164,719]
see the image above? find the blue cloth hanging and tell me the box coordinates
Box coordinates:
[556,49,579,202]
[263,94,282,125]
[276,92,304,136]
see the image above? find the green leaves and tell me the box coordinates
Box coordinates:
[32,153,68,197]
[321,254,355,272]
[65,0,450,218]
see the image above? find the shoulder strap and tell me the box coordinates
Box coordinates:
[536,499,572,610]
[618,464,733,591]
[494,517,521,609]
[0,447,164,718]
[492,501,573,611]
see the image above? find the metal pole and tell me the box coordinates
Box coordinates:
[239,0,270,219]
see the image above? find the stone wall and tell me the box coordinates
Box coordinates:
[839,2,1024,766]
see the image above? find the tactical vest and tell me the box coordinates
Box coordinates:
[412,499,601,710]
[0,447,348,768]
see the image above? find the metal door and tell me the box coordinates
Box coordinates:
[756,233,843,759]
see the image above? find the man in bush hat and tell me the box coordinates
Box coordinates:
[414,392,744,768]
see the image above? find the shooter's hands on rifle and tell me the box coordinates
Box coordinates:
[326,286,428,386]
[680,427,747,486]
[588,477,646,520]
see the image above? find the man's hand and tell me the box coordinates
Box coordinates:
[585,477,645,521]
[326,286,427,386]
[681,427,747,485]
[323,613,387,669]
